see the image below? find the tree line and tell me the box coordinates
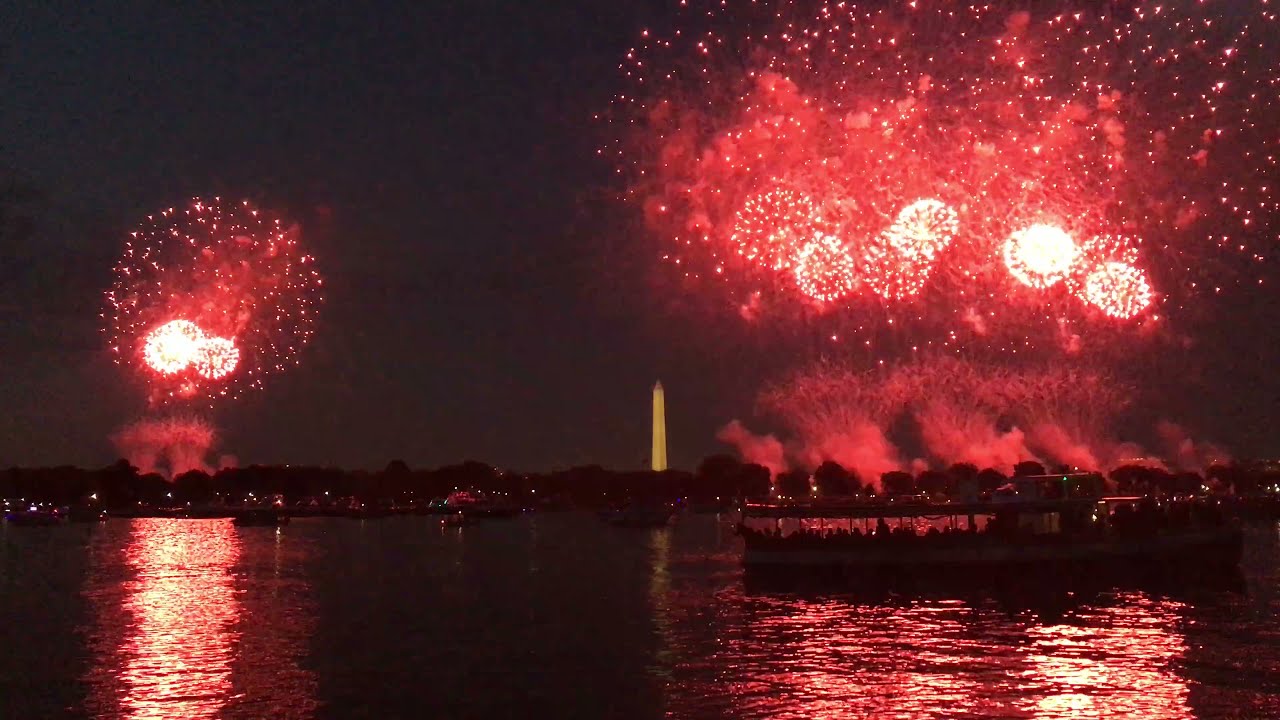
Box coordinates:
[2,456,1276,511]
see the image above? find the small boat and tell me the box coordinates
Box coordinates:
[5,507,66,527]
[443,490,520,518]
[232,508,290,527]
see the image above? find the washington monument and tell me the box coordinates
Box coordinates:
[651,381,667,472]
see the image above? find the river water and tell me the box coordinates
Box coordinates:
[1,514,1278,719]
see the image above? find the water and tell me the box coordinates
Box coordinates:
[2,514,1278,719]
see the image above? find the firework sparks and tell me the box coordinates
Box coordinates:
[142,320,207,376]
[731,187,824,272]
[1084,261,1154,320]
[793,233,858,304]
[191,336,241,380]
[105,198,322,404]
[608,0,1276,351]
[1003,224,1079,290]
[141,320,241,380]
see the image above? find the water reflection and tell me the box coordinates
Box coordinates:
[85,520,240,718]
[82,520,316,719]
[1021,596,1191,718]
[655,539,1200,718]
[223,525,319,718]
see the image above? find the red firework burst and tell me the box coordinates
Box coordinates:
[1084,262,1154,319]
[105,198,322,404]
[607,0,1276,352]
[731,187,824,272]
[1003,225,1079,290]
[793,233,857,304]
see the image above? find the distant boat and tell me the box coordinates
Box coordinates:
[4,507,65,527]
[232,508,289,527]
[444,490,519,518]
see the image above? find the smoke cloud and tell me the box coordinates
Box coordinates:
[719,357,1233,482]
[716,420,785,475]
[112,417,218,480]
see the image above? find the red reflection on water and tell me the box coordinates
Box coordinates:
[85,520,240,719]
[659,581,1195,719]
[85,520,319,719]
[1022,595,1192,718]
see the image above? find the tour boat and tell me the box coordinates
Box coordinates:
[738,474,1242,579]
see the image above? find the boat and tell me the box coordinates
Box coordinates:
[443,490,520,518]
[4,506,66,527]
[738,474,1242,581]
[600,503,675,528]
[232,508,290,527]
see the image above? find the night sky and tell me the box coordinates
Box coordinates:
[1,1,1277,472]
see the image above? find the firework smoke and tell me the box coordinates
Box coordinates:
[112,417,218,479]
[720,357,1187,478]
[716,420,785,476]
[1156,421,1231,471]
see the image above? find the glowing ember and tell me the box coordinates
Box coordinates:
[793,233,857,305]
[1003,225,1079,290]
[1084,261,1153,319]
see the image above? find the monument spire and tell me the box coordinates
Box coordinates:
[651,381,667,472]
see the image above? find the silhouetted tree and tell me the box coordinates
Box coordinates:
[813,461,854,497]
[775,470,812,499]
[697,454,740,482]
[976,468,1008,493]
[737,463,772,499]
[173,469,214,504]
[1013,460,1046,477]
[881,470,915,496]
[947,462,979,483]
[916,469,951,496]
[1110,464,1153,494]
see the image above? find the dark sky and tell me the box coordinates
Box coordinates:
[1,1,1277,472]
